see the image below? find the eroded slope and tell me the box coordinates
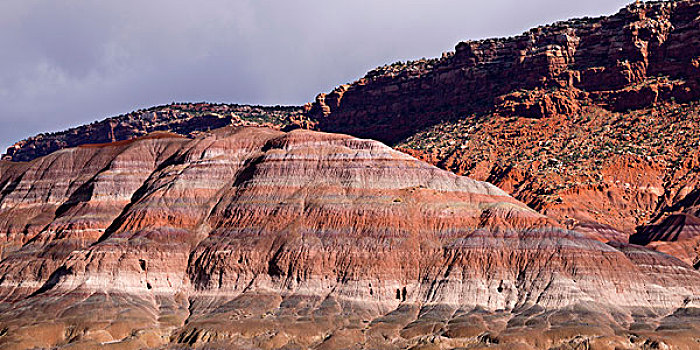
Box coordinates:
[0,127,697,349]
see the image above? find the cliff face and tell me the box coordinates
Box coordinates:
[308,0,700,144]
[0,127,698,349]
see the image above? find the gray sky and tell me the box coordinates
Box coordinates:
[0,0,630,152]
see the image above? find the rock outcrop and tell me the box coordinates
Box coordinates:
[632,213,700,268]
[0,127,698,349]
[2,103,305,162]
[307,0,700,144]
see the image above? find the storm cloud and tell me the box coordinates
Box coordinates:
[0,0,630,152]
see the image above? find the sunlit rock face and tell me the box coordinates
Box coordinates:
[308,1,700,144]
[0,127,697,349]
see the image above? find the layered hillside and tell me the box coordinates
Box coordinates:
[0,127,698,349]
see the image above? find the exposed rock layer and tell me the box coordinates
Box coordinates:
[308,0,700,143]
[0,128,698,349]
[3,103,305,162]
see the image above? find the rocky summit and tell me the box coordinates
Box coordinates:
[307,1,700,142]
[2,103,306,162]
[0,127,698,349]
[1,1,700,349]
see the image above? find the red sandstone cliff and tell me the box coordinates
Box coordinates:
[308,1,700,143]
